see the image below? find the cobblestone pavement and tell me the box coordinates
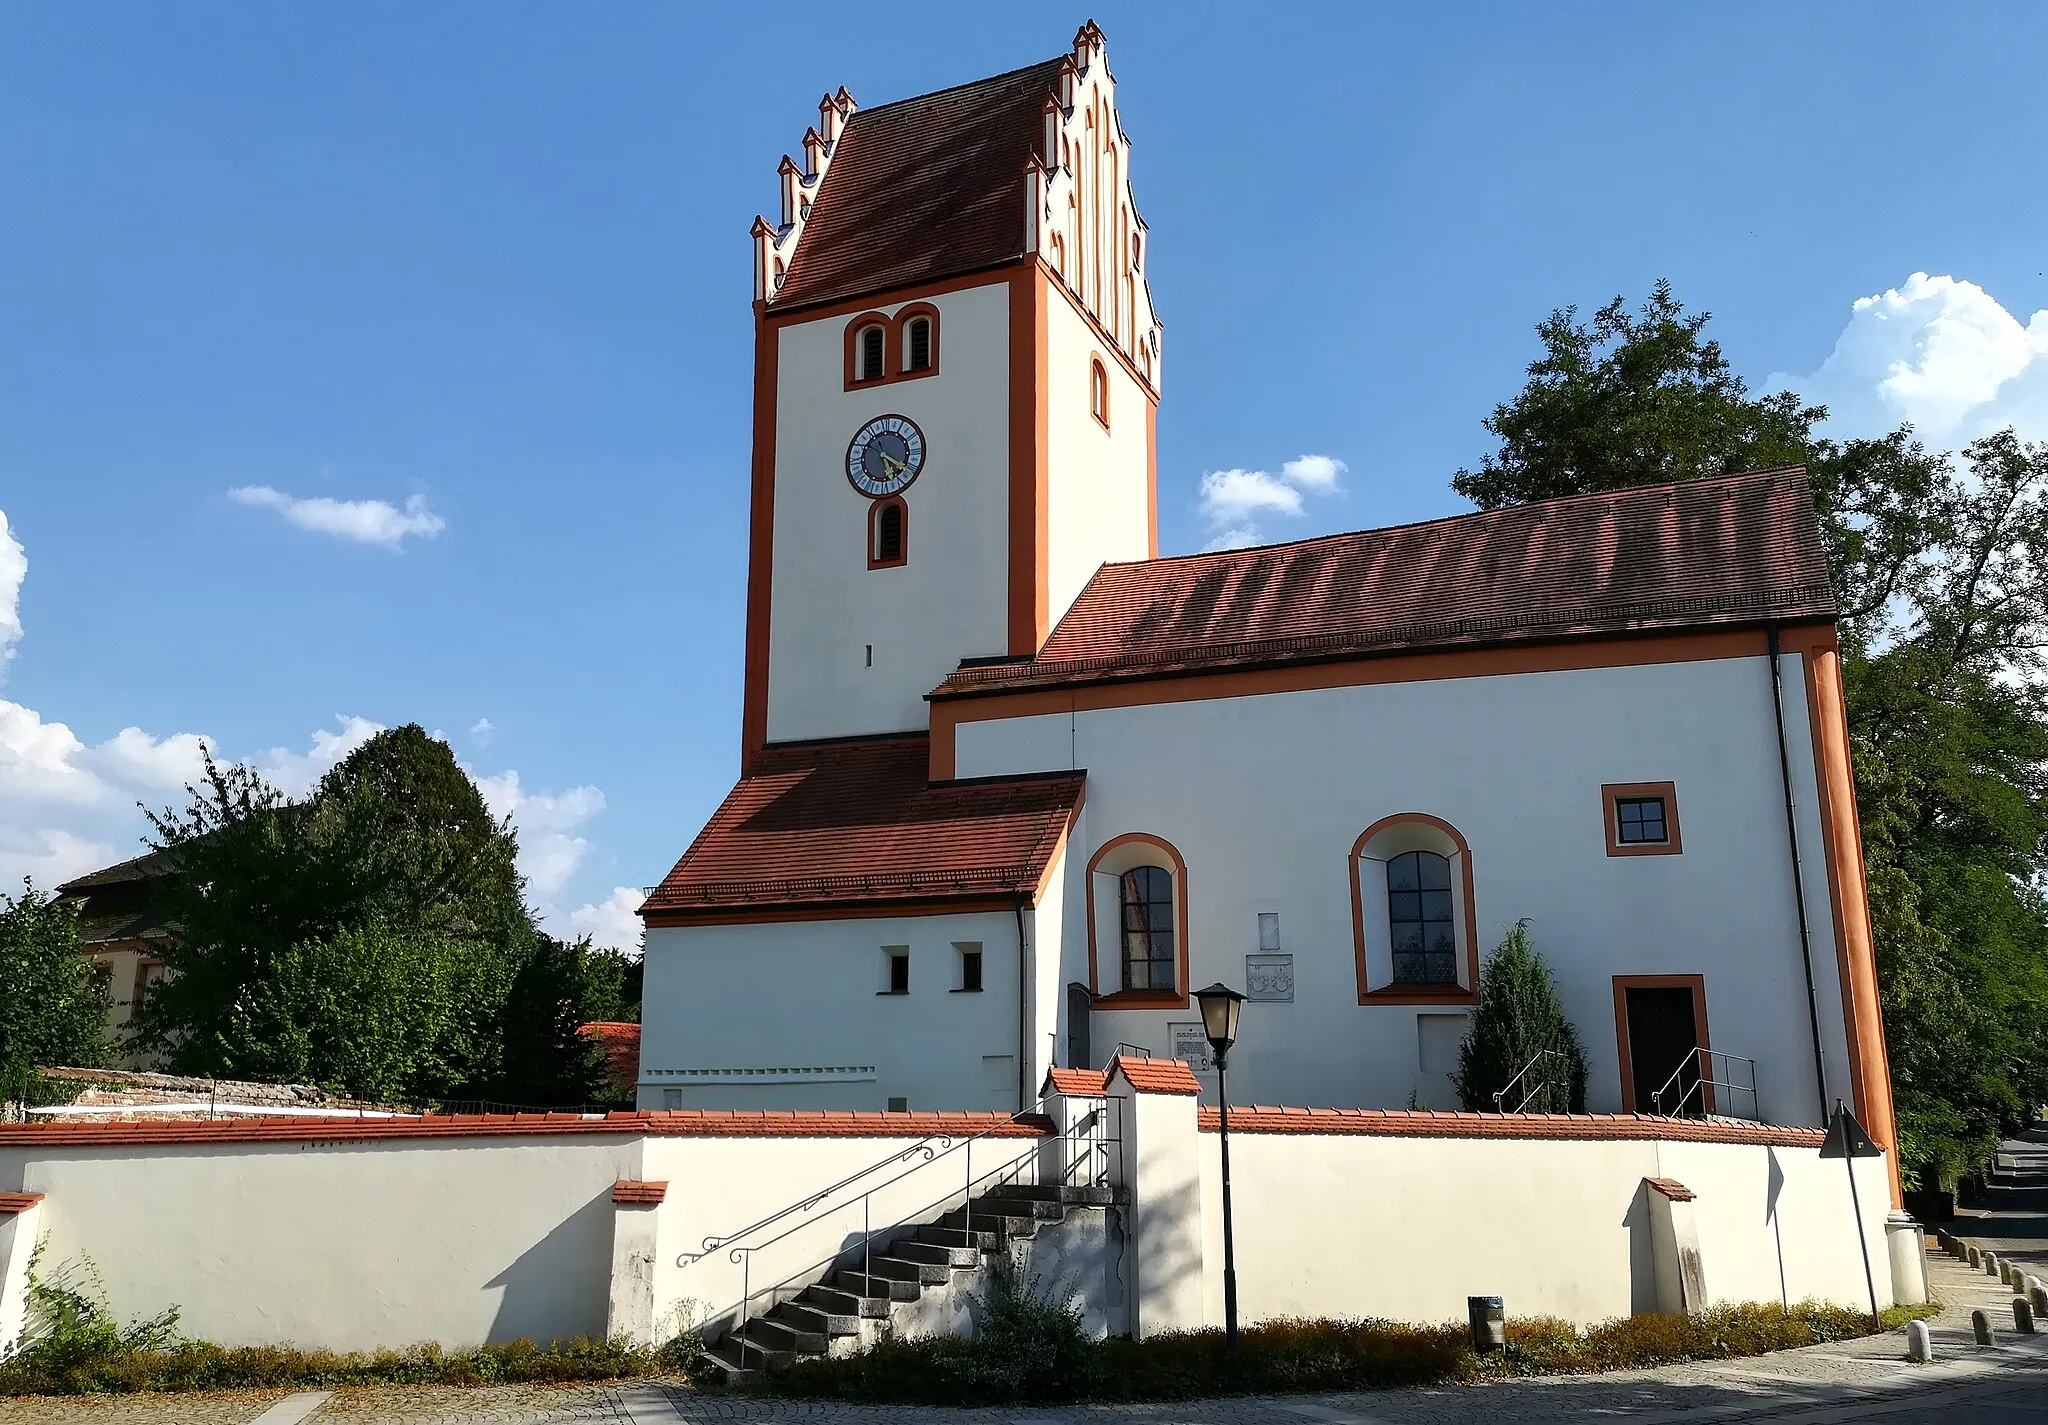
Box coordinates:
[8,1175,2048,1425]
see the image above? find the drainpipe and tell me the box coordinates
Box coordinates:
[1014,900,1031,1114]
[1767,622,1833,1122]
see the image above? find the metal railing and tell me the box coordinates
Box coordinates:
[1493,1049,1567,1113]
[1651,1048,1761,1121]
[689,1095,1119,1370]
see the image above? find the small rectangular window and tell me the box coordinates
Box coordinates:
[886,1096,909,1113]
[1257,912,1280,951]
[880,946,909,994]
[1615,797,1668,845]
[661,1088,683,1110]
[1603,782,1683,856]
[957,943,984,992]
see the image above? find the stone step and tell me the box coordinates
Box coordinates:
[803,1282,890,1318]
[890,1239,982,1269]
[704,1345,756,1383]
[740,1317,826,1356]
[834,1269,923,1301]
[915,1225,1001,1251]
[772,1300,859,1338]
[984,1181,1117,1207]
[717,1334,796,1370]
[939,1204,1045,1235]
[869,1254,952,1285]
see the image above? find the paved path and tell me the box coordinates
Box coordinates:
[8,1132,2048,1425]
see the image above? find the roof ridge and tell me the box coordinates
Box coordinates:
[842,55,1066,123]
[1103,465,1813,572]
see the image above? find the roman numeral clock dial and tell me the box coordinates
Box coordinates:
[846,414,925,498]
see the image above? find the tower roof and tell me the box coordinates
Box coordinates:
[772,58,1066,310]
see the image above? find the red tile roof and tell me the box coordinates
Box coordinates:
[611,1179,667,1205]
[773,59,1066,311]
[0,1110,1051,1148]
[1044,1067,1110,1096]
[1645,1176,1698,1201]
[580,1022,641,1096]
[1196,1105,1827,1148]
[640,737,1083,919]
[937,468,1836,696]
[0,1192,43,1214]
[1109,1055,1203,1096]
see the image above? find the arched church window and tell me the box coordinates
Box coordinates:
[1090,357,1110,431]
[1119,866,1176,993]
[1387,850,1457,985]
[868,496,907,569]
[905,317,931,372]
[858,325,886,382]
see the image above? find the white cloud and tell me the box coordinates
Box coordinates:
[228,486,446,548]
[470,717,495,747]
[254,716,385,796]
[1776,273,2048,444]
[1196,453,1348,549]
[0,510,26,677]
[558,885,646,955]
[472,769,606,899]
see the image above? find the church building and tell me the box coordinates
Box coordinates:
[636,23,1896,1160]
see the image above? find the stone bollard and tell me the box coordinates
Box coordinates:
[1985,1252,2001,1278]
[2016,1297,2037,1335]
[2000,1260,2014,1285]
[2030,1279,2048,1316]
[1907,1318,1935,1361]
[1972,1308,1994,1346]
[1970,1246,1983,1268]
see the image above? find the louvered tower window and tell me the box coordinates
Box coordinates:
[858,325,885,381]
[876,502,903,561]
[906,317,932,372]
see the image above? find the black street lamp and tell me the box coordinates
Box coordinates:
[1194,981,1246,1353]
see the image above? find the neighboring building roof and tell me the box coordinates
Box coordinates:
[57,849,175,895]
[771,58,1066,311]
[936,467,1837,697]
[640,736,1084,919]
[580,1021,641,1096]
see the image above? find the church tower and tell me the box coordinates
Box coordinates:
[739,21,1162,762]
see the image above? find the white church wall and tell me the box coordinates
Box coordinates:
[953,649,1850,1124]
[765,280,1013,744]
[639,909,1027,1113]
[1044,287,1152,630]
[1027,843,1072,1104]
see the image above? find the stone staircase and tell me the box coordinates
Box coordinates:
[708,1179,1116,1379]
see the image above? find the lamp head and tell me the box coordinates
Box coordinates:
[1193,982,1246,1056]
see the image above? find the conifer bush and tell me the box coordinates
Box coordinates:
[1452,920,1589,1113]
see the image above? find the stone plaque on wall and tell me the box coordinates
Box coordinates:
[1245,953,1294,1001]
[1169,1021,1214,1072]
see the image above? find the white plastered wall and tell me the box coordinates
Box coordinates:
[1043,293,1151,629]
[954,650,1856,1126]
[765,280,1013,743]
[639,909,1026,1113]
[1195,1130,1893,1327]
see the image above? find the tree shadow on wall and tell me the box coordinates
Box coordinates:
[483,1186,614,1345]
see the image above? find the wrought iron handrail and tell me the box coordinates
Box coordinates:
[1650,1047,1762,1121]
[689,1094,1119,1370]
[1493,1049,1565,1113]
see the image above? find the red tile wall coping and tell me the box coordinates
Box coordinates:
[1045,1067,1111,1095]
[0,1110,1053,1150]
[1644,1176,1699,1201]
[1110,1055,1203,1096]
[1197,1106,1829,1148]
[0,1191,44,1214]
[611,1179,668,1205]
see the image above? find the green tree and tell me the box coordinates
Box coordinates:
[0,882,113,1097]
[1456,283,2048,1183]
[134,725,619,1106]
[1453,922,1590,1113]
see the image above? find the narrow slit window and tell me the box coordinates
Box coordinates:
[880,947,909,994]
[1090,358,1110,430]
[858,325,885,382]
[906,317,932,372]
[869,497,906,568]
[958,944,984,992]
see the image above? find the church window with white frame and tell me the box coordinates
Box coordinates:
[1119,865,1176,992]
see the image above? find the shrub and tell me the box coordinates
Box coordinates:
[1453,920,1590,1112]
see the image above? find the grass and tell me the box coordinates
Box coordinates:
[754,1301,1944,1407]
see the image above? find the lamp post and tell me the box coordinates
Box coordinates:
[1194,981,1246,1353]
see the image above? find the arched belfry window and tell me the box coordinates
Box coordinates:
[1386,850,1456,985]
[867,496,907,570]
[845,307,937,389]
[906,317,931,372]
[858,325,886,382]
[1349,814,1478,1004]
[1119,866,1176,993]
[1090,357,1110,431]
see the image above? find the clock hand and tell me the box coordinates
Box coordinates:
[878,452,906,477]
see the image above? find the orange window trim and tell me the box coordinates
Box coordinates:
[927,628,1786,783]
[893,303,941,381]
[1090,356,1111,432]
[842,311,894,389]
[1084,832,1191,1009]
[1603,781,1683,857]
[1780,624,1900,1201]
[1348,813,1480,1006]
[1611,973,1714,1114]
[867,495,908,570]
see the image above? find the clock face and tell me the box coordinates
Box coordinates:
[846,415,925,498]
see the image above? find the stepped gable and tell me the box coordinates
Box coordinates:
[767,58,1067,309]
[639,736,1083,920]
[935,467,1836,696]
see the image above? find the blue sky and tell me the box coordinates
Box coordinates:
[5,2,2047,948]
